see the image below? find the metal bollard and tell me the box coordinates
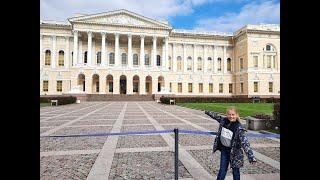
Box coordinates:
[174,128,179,180]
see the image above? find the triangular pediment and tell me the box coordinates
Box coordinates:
[68,9,172,29]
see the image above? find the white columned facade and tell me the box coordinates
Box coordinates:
[73,30,78,66]
[223,46,227,73]
[213,46,217,73]
[65,37,70,69]
[162,43,165,69]
[40,35,43,68]
[140,35,145,68]
[115,33,120,67]
[51,35,56,69]
[172,43,176,72]
[87,31,92,66]
[193,44,196,73]
[203,45,207,73]
[183,43,187,72]
[101,32,106,67]
[152,36,157,68]
[164,37,168,69]
[128,34,132,68]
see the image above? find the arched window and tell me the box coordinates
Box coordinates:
[84,51,88,64]
[207,57,212,71]
[227,58,231,71]
[168,56,172,70]
[45,50,51,66]
[109,53,115,65]
[187,56,192,71]
[58,50,64,66]
[265,44,276,52]
[145,54,150,66]
[217,58,222,71]
[157,55,161,66]
[133,54,139,66]
[197,57,202,71]
[96,52,101,64]
[122,53,127,65]
[177,56,182,71]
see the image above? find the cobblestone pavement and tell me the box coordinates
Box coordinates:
[40,101,280,180]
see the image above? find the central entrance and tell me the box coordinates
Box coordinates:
[120,75,127,94]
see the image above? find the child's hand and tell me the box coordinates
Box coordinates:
[250,159,257,165]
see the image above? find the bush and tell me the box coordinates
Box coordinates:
[273,102,280,129]
[40,96,77,105]
[159,97,171,104]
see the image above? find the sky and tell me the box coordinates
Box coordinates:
[40,0,280,33]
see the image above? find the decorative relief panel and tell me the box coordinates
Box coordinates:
[88,14,153,27]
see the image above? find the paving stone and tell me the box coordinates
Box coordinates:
[170,134,215,146]
[51,126,112,136]
[117,135,168,148]
[70,120,116,126]
[253,147,280,162]
[40,121,70,127]
[120,125,156,132]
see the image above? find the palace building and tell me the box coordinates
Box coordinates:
[40,9,280,98]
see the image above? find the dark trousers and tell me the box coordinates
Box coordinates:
[216,148,240,180]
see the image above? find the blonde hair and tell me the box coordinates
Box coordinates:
[226,106,240,121]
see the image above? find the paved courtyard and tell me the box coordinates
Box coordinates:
[40,102,280,180]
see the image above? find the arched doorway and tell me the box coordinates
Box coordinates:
[158,76,165,92]
[120,75,127,94]
[106,74,113,94]
[92,74,99,93]
[77,74,85,92]
[145,76,152,94]
[133,75,140,94]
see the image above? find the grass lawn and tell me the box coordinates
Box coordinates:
[265,129,280,134]
[40,103,51,107]
[177,103,274,118]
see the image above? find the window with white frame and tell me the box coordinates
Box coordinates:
[177,56,182,71]
[109,53,115,65]
[254,82,258,92]
[199,83,203,93]
[217,58,222,71]
[240,58,244,70]
[145,54,150,66]
[178,83,182,93]
[219,83,223,93]
[227,58,231,71]
[133,54,139,66]
[43,81,48,92]
[207,57,212,71]
[58,50,64,66]
[84,51,88,64]
[168,56,172,70]
[229,83,233,93]
[157,55,161,66]
[197,57,202,71]
[45,50,51,66]
[253,56,258,68]
[96,52,101,64]
[188,83,193,93]
[57,81,62,92]
[209,83,213,93]
[187,56,192,71]
[269,82,273,93]
[240,83,244,93]
[122,53,127,65]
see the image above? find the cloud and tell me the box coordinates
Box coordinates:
[194,0,280,33]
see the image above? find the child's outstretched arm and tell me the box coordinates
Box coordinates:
[205,111,223,123]
[239,130,257,164]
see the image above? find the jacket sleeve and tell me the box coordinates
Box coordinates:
[205,111,222,123]
[239,129,257,163]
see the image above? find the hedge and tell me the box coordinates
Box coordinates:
[273,102,280,128]
[40,96,77,105]
[159,97,280,104]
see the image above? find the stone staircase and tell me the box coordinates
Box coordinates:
[86,94,154,101]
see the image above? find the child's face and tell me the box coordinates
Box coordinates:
[227,109,238,122]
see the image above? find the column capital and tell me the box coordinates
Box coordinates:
[114,33,120,38]
[87,31,92,35]
[101,32,106,36]
[52,35,56,39]
[72,30,78,34]
[152,36,157,41]
[127,34,132,38]
[140,34,145,39]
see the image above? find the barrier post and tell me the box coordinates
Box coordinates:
[174,128,179,180]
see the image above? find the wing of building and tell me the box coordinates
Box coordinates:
[40,9,280,99]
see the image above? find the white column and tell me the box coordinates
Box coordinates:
[115,33,120,67]
[172,43,176,72]
[128,34,132,68]
[223,46,227,73]
[65,36,69,69]
[165,37,168,69]
[152,36,157,68]
[51,35,56,69]
[87,31,92,66]
[162,43,165,69]
[40,35,43,68]
[73,30,78,66]
[78,40,83,64]
[193,44,196,73]
[203,45,207,73]
[101,32,106,67]
[140,35,145,68]
[183,43,187,72]
[213,46,217,73]
[271,55,275,69]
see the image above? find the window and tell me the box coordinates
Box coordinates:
[133,54,139,66]
[109,53,115,65]
[157,55,161,66]
[188,83,193,93]
[187,56,192,71]
[146,82,149,93]
[266,45,271,51]
[253,56,258,68]
[84,51,88,64]
[58,50,64,66]
[177,56,182,71]
[178,83,182,93]
[199,83,203,93]
[56,81,62,92]
[133,82,139,92]
[217,58,222,71]
[269,82,273,93]
[109,82,113,92]
[254,82,258,92]
[168,56,172,70]
[209,83,213,93]
[240,83,244,93]
[43,81,48,92]
[219,83,223,93]
[145,54,150,66]
[169,83,172,92]
[45,50,51,65]
[122,53,127,65]
[207,57,212,71]
[96,52,101,64]
[197,57,202,71]
[229,83,233,93]
[267,55,271,68]
[71,52,73,66]
[227,58,231,71]
[240,58,244,70]
[96,82,99,92]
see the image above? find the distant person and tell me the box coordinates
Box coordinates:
[205,107,257,180]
